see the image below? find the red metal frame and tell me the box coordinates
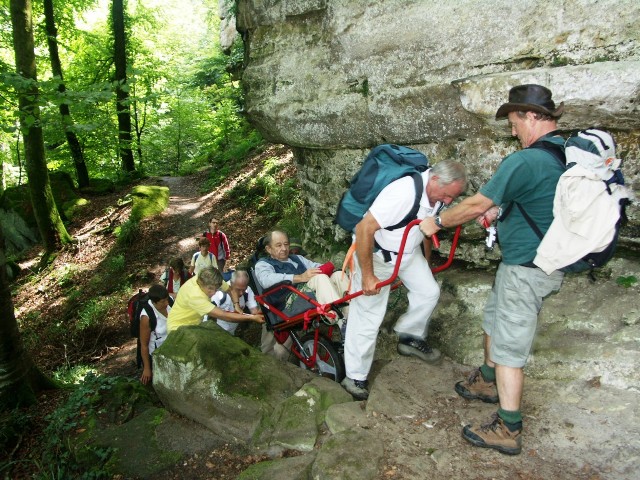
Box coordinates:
[255,220,462,373]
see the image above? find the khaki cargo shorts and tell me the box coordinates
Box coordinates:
[482,263,563,368]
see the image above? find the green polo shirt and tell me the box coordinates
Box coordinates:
[480,137,565,265]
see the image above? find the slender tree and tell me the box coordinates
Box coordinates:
[43,0,90,188]
[111,0,135,173]
[10,0,72,252]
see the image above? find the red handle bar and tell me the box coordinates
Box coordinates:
[340,219,461,303]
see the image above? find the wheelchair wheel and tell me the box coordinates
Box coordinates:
[298,333,345,382]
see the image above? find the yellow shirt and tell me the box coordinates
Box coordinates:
[167,277,229,332]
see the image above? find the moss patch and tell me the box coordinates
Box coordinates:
[93,407,183,478]
[130,185,169,221]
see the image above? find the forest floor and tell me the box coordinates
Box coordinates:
[6,144,294,479]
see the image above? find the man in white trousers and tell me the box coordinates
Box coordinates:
[341,160,467,400]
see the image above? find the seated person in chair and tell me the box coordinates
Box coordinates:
[254,230,349,313]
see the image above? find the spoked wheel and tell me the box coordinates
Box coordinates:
[298,333,345,382]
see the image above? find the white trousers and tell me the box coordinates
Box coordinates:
[344,251,440,381]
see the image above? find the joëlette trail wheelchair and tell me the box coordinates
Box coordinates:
[248,220,461,383]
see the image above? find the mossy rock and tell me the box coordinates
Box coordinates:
[79,177,116,195]
[0,170,84,229]
[91,407,183,478]
[50,376,166,477]
[129,185,169,221]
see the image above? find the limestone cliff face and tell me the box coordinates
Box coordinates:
[235,0,640,256]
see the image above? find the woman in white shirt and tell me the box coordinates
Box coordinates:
[140,284,172,385]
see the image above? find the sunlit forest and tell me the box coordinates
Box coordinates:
[0,0,258,188]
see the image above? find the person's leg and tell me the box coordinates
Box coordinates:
[341,253,392,400]
[394,252,439,338]
[495,364,524,411]
[462,265,563,454]
[307,273,341,304]
[455,265,503,403]
[392,253,442,363]
[330,271,350,297]
[217,259,226,272]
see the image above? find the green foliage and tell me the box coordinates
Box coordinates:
[105,253,125,274]
[0,408,34,470]
[202,129,264,192]
[38,374,152,479]
[114,218,139,248]
[53,364,99,385]
[2,0,252,186]
[615,275,638,288]
[223,155,304,233]
[50,262,81,289]
[77,296,120,332]
[550,55,571,67]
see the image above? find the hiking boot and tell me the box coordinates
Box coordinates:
[341,377,369,400]
[455,368,499,403]
[462,414,522,455]
[397,338,441,364]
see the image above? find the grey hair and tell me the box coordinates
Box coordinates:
[230,269,249,285]
[196,266,223,289]
[264,230,288,247]
[431,160,468,190]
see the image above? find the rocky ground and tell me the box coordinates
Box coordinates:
[7,144,640,479]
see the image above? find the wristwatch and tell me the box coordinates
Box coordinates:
[434,215,445,229]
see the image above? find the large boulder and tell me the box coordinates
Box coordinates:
[235,0,640,258]
[152,322,351,444]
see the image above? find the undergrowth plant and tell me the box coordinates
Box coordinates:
[37,374,120,480]
[77,296,121,332]
[202,129,264,192]
[223,154,304,235]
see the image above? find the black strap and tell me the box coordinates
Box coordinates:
[528,138,566,169]
[499,139,566,227]
[374,239,394,263]
[386,172,424,231]
[514,203,544,240]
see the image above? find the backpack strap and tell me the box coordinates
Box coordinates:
[528,138,566,169]
[499,138,566,227]
[213,291,228,307]
[386,171,424,231]
[142,300,158,332]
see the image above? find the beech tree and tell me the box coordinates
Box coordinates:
[111,0,135,173]
[43,0,90,188]
[9,0,72,252]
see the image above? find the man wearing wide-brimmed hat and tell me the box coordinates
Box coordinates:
[419,84,566,455]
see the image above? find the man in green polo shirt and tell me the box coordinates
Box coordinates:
[419,84,566,455]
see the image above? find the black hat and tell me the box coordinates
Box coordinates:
[495,84,564,119]
[289,237,307,255]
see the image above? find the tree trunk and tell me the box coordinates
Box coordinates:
[10,0,72,252]
[112,0,136,173]
[0,225,56,410]
[43,0,90,189]
[132,82,145,169]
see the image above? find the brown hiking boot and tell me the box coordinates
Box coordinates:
[455,368,498,403]
[462,414,522,455]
